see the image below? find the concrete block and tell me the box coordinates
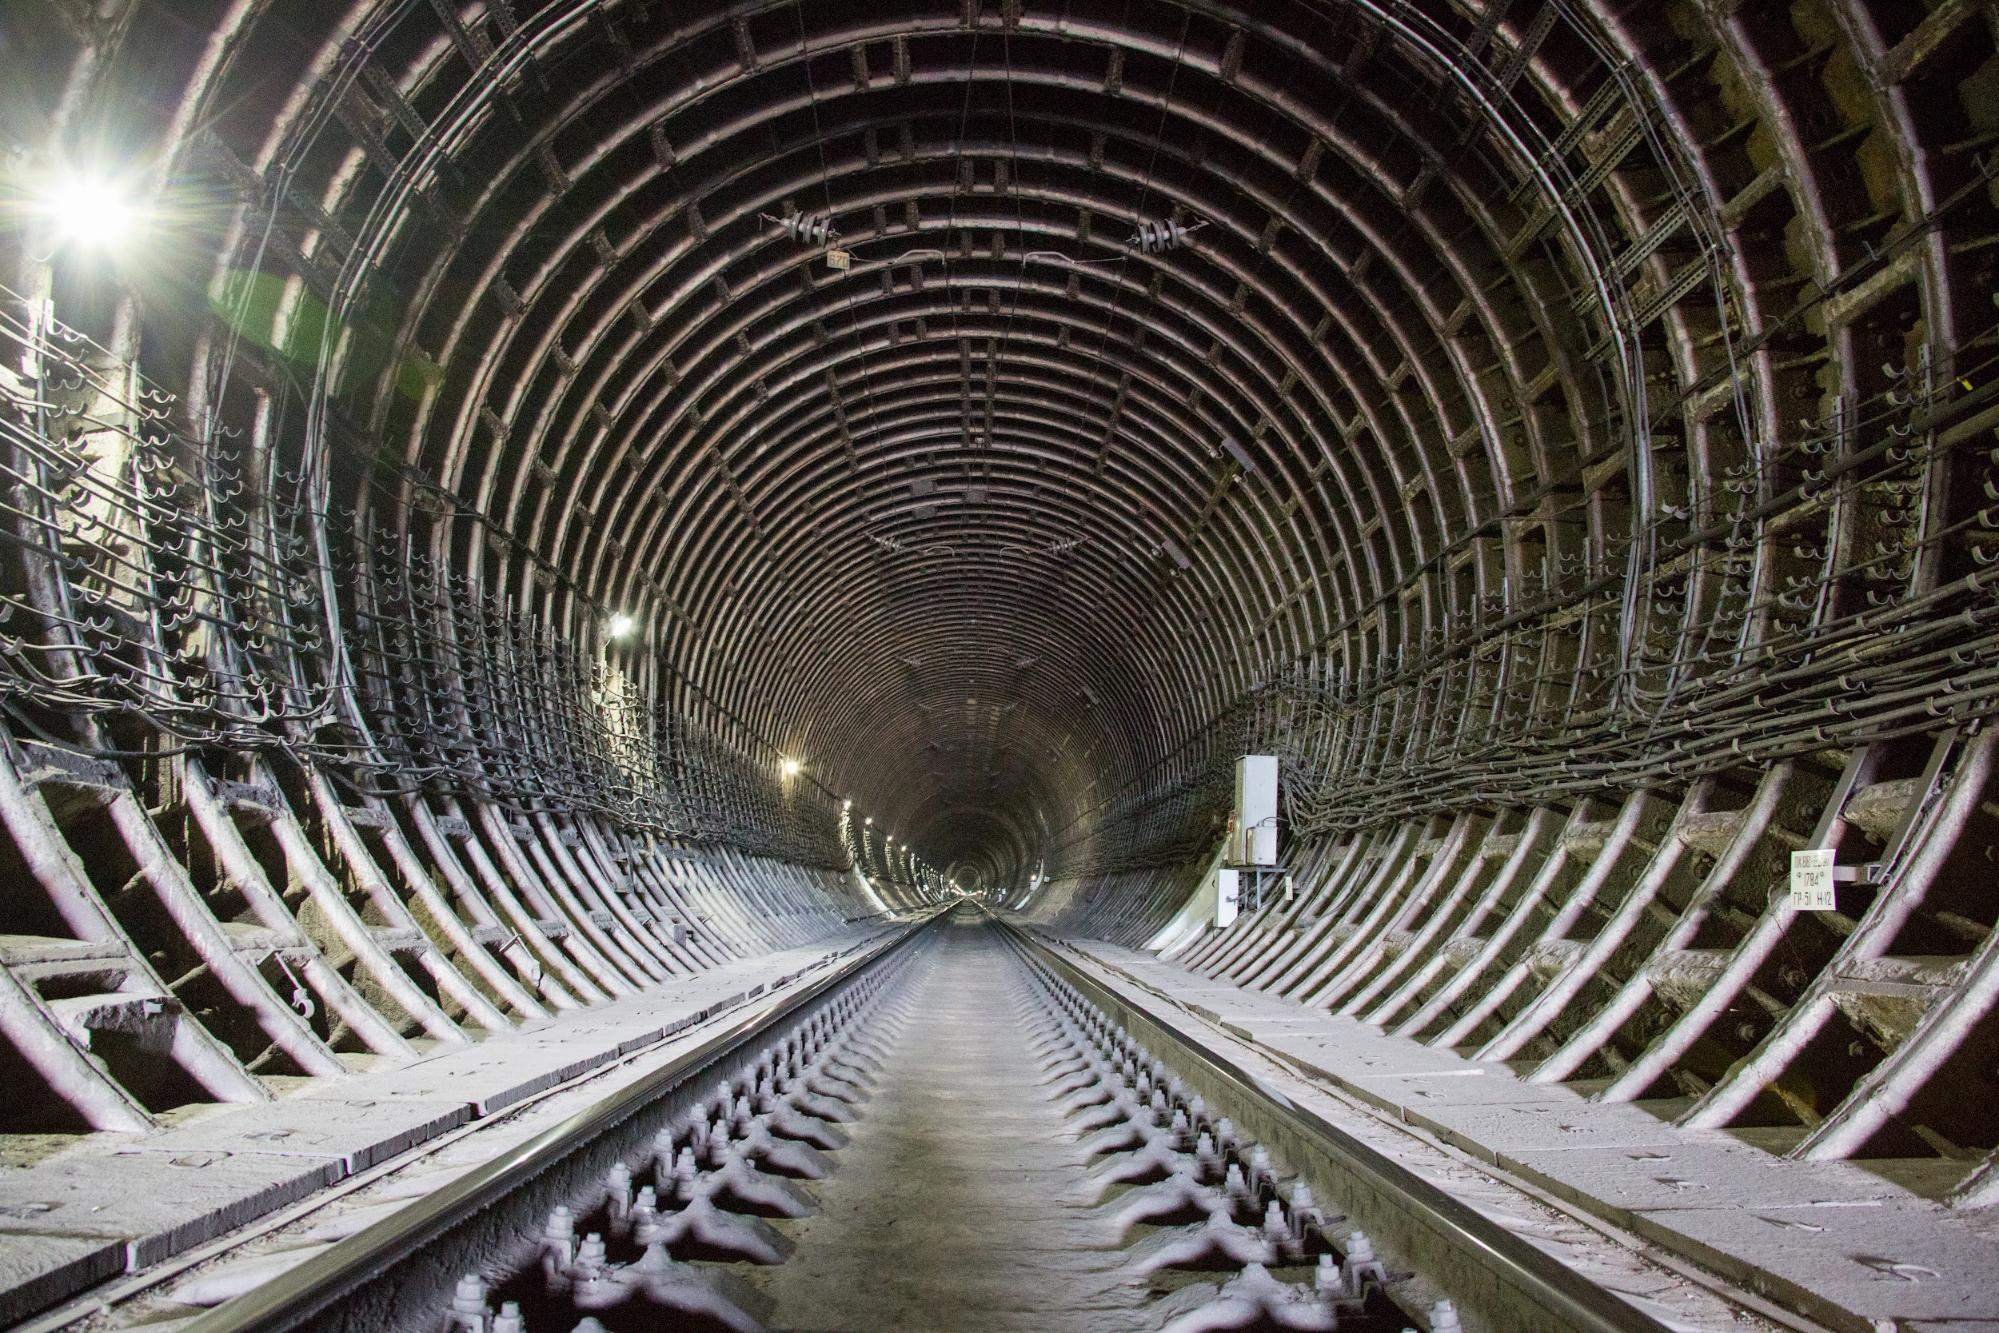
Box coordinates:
[1629,1196,1999,1324]
[0,1229,123,1324]
[303,1041,611,1117]
[1498,1141,1908,1227]
[130,1096,471,1174]
[0,1144,341,1267]
[1396,1095,1693,1160]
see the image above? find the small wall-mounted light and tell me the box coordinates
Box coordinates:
[779,757,803,778]
[863,816,873,826]
[606,612,636,640]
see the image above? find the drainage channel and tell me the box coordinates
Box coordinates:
[134,905,1781,1331]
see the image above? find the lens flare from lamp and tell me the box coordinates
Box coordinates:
[39,175,141,251]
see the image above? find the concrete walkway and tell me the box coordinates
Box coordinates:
[0,926,895,1324]
[1053,930,1999,1332]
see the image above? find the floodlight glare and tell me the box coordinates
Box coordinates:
[40,174,141,252]
[779,757,802,778]
[606,613,636,640]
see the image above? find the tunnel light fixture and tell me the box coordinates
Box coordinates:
[863,816,872,826]
[779,757,802,778]
[605,612,636,640]
[37,171,144,253]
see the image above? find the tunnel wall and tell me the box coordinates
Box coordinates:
[0,264,947,1137]
[0,702,910,1138]
[1032,728,1999,1206]
[13,0,1998,889]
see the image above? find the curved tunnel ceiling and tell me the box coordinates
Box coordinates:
[16,0,1996,889]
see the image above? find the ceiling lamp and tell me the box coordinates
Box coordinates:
[37,171,144,253]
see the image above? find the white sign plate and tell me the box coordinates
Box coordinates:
[1789,848,1837,910]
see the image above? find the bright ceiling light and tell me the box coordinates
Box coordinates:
[863,816,872,826]
[606,613,635,640]
[38,173,142,252]
[779,757,802,778]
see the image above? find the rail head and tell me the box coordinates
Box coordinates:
[987,911,1672,1333]
[181,911,942,1333]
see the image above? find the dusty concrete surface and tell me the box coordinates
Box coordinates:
[73,911,1795,1331]
[0,928,895,1322]
[754,915,1155,1331]
[1057,932,1999,1330]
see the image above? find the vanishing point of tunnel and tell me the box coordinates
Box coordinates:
[0,0,1997,1329]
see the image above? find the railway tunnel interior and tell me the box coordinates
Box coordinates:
[1,0,1998,1328]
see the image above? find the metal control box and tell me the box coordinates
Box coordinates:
[1216,868,1241,928]
[1233,755,1278,865]
[1215,866,1291,928]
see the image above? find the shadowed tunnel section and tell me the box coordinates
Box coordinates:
[3,0,1999,1289]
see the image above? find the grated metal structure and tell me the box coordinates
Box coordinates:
[0,0,1997,1327]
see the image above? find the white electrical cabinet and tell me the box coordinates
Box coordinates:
[1233,754,1278,865]
[1215,866,1292,928]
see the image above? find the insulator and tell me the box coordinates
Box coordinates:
[768,210,836,246]
[1131,216,1203,253]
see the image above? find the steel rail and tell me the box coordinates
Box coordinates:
[985,909,1673,1333]
[179,908,943,1333]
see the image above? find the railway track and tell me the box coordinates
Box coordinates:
[65,907,1803,1332]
